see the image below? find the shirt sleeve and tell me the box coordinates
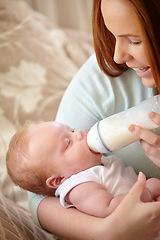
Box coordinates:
[27,191,46,228]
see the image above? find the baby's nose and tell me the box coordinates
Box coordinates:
[76,131,84,140]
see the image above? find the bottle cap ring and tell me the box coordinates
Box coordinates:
[95,122,112,153]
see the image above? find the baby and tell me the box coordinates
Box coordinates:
[6,121,160,217]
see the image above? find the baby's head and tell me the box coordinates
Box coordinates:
[6,121,56,195]
[6,121,102,196]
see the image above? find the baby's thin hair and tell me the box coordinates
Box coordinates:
[6,120,55,196]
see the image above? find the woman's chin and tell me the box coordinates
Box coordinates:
[141,77,156,88]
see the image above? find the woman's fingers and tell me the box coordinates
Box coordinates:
[149,112,160,126]
[125,172,146,202]
[140,140,160,166]
[128,124,160,146]
[128,112,160,167]
[128,124,160,166]
[144,152,160,167]
[128,111,160,144]
[109,172,160,240]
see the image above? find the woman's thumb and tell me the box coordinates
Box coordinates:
[129,172,147,201]
[137,171,146,182]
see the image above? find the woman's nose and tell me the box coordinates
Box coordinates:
[113,40,131,64]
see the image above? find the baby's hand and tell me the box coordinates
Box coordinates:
[140,188,152,202]
[155,196,160,201]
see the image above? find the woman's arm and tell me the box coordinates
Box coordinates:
[38,196,105,240]
[38,173,160,240]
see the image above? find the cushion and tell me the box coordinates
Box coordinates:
[0,193,58,239]
[0,0,93,238]
[0,0,93,207]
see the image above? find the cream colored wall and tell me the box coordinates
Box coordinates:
[21,0,92,32]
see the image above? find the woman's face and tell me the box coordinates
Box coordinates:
[101,0,156,88]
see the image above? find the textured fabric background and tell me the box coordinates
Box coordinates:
[22,0,92,33]
[0,0,93,238]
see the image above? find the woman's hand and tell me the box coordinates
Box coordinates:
[128,112,160,167]
[101,172,160,240]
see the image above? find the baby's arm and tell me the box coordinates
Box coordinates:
[66,181,126,217]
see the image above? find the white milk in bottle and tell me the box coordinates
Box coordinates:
[87,95,160,153]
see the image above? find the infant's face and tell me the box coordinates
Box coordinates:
[28,121,102,179]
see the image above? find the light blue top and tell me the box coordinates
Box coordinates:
[28,54,160,228]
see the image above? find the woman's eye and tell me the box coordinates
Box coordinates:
[129,39,142,45]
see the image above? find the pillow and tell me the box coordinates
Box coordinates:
[0,0,93,209]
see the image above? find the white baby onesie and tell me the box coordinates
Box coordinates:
[55,156,138,208]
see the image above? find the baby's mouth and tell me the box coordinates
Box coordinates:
[89,148,102,155]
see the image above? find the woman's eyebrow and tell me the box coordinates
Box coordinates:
[117,34,140,37]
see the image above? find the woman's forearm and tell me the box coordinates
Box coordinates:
[38,196,110,240]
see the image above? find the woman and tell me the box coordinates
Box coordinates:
[28,0,160,239]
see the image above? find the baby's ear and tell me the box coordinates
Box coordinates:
[46,176,64,189]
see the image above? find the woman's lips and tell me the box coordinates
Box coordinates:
[133,66,150,72]
[132,66,151,78]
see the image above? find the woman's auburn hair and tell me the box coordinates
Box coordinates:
[92,0,160,92]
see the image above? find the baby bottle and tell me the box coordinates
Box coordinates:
[87,95,160,153]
